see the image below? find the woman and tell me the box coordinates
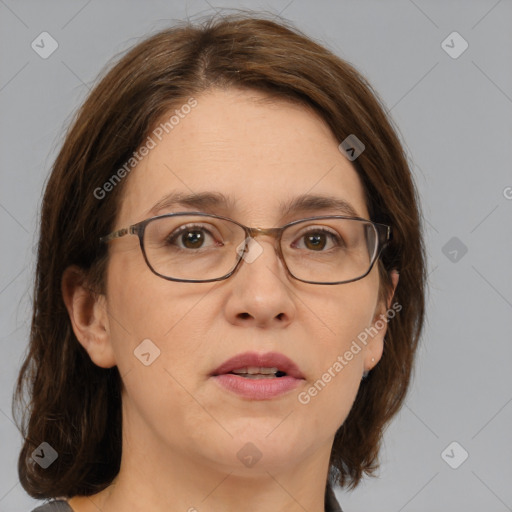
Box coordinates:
[13,12,426,512]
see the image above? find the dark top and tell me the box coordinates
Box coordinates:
[30,500,72,511]
[325,482,344,511]
[31,483,343,511]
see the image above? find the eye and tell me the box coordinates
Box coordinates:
[292,227,344,252]
[165,224,223,250]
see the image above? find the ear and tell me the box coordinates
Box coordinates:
[364,269,400,372]
[61,265,117,368]
[384,269,400,311]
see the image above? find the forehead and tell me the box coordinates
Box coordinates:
[116,88,370,226]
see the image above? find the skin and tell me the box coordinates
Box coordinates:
[62,87,398,512]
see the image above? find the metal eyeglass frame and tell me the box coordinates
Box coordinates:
[99,211,391,285]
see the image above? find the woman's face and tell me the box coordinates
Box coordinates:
[83,88,395,477]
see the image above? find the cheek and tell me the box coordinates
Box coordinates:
[104,267,212,447]
[295,320,368,439]
[295,277,379,419]
[104,252,208,381]
[121,360,203,417]
[297,367,362,440]
[307,273,379,353]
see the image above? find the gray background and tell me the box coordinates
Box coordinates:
[1,1,511,511]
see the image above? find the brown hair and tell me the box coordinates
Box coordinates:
[12,11,426,497]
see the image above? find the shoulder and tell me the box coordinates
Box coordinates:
[30,499,73,511]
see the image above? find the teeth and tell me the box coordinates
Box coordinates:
[239,374,278,379]
[232,366,279,375]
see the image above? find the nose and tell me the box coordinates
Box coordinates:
[223,235,296,328]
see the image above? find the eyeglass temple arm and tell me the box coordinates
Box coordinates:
[99,227,130,243]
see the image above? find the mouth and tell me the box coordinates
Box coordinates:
[210,351,305,400]
[210,351,304,379]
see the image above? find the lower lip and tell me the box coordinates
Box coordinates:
[212,374,303,400]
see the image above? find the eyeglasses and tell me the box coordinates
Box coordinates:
[99,212,391,285]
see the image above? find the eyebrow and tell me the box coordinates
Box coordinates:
[146,191,361,219]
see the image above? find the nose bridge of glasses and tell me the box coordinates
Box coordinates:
[246,226,282,240]
[240,226,284,264]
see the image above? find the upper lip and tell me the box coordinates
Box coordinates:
[210,351,305,379]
